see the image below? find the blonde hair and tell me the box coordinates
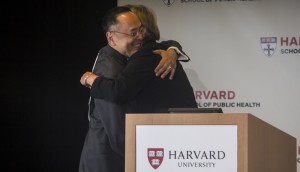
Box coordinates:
[125,4,160,42]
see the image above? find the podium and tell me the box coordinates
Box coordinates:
[125,113,296,172]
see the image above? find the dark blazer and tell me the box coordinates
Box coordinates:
[91,42,197,113]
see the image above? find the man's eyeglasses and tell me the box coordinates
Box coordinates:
[109,26,145,38]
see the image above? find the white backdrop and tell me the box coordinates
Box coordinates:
[118,0,300,170]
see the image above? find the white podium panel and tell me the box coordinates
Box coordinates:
[136,125,237,172]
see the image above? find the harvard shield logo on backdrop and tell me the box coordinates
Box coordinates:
[148,148,164,169]
[260,37,277,57]
[162,0,175,7]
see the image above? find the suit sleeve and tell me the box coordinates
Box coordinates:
[159,40,190,62]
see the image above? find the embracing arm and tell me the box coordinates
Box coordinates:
[88,54,159,104]
[80,41,189,104]
[154,40,190,79]
[159,40,190,61]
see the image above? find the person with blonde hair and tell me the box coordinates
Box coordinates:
[126,4,190,77]
[126,4,160,42]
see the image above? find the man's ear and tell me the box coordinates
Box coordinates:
[107,32,116,46]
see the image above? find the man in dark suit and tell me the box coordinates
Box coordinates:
[79,5,195,172]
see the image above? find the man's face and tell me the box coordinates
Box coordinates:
[108,12,145,57]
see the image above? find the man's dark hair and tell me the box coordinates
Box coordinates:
[101,6,132,33]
